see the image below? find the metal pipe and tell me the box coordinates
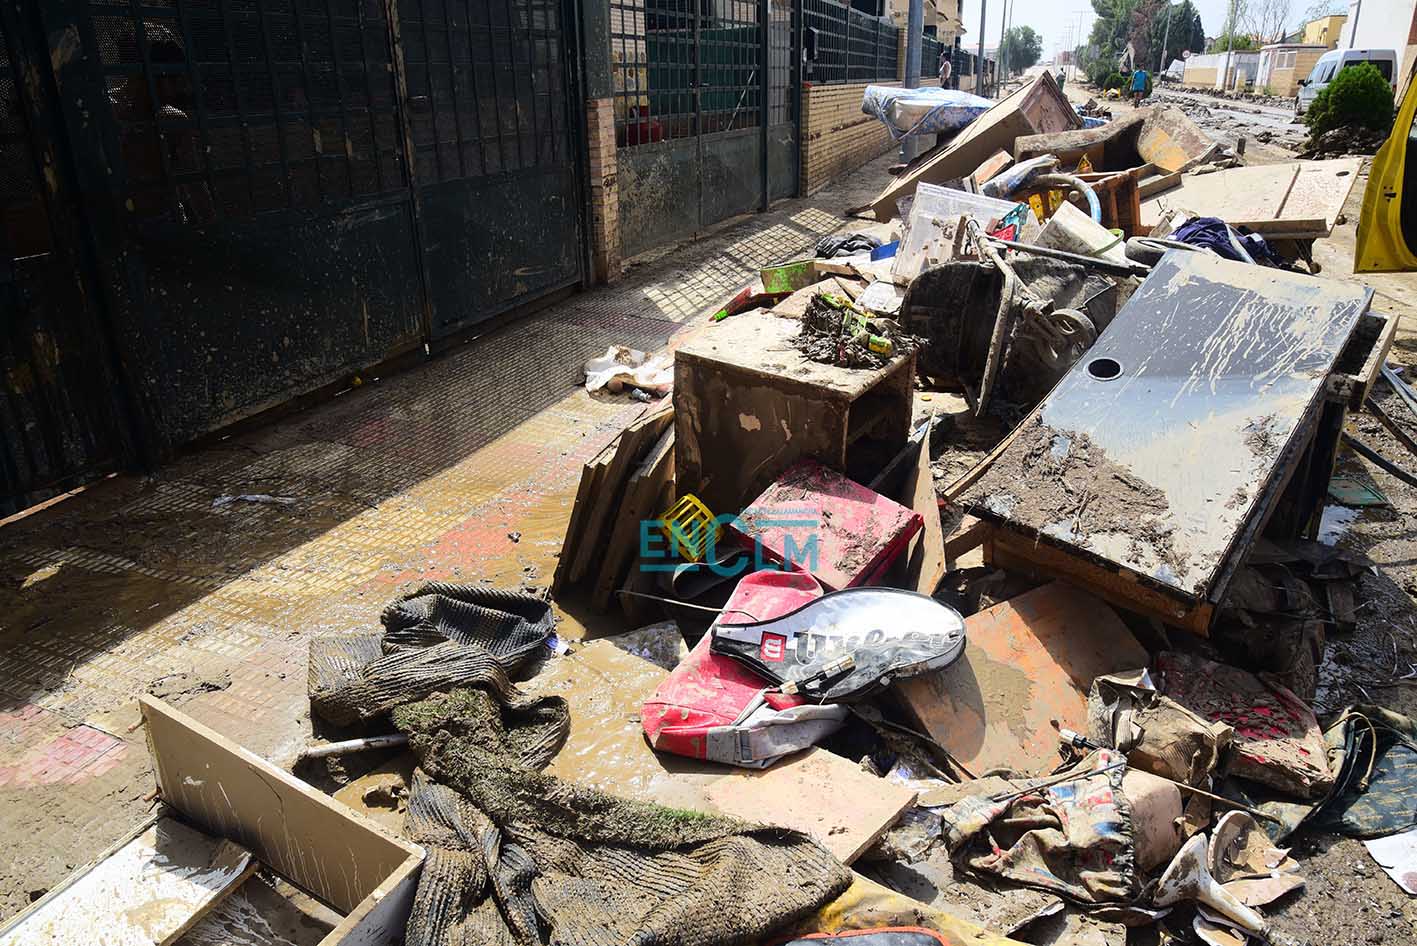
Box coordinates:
[984,236,1150,278]
[1156,1,1171,74]
[1343,432,1417,488]
[298,734,409,761]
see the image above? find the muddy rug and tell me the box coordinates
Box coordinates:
[308,583,850,946]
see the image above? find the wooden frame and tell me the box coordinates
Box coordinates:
[139,696,424,946]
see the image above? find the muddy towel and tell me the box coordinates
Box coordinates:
[309,586,850,946]
[940,751,1140,904]
[308,583,555,726]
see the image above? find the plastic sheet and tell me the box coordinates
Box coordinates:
[861,85,994,141]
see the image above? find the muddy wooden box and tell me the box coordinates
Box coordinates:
[673,311,914,512]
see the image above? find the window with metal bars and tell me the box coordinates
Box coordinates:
[803,0,899,85]
[90,0,405,225]
[609,0,764,148]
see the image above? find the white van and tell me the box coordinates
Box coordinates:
[1296,48,1398,116]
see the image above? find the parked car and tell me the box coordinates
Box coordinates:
[1295,48,1398,116]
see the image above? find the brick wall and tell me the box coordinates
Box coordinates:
[799,81,897,196]
[586,97,621,284]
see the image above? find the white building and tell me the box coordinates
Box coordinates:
[1339,1,1417,85]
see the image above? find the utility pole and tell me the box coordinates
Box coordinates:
[1157,0,1171,74]
[976,0,988,96]
[1004,0,1015,79]
[902,0,923,161]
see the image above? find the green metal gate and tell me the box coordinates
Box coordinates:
[0,0,584,513]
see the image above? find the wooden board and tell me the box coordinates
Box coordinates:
[139,697,424,946]
[567,401,673,584]
[896,581,1148,777]
[704,749,916,864]
[523,640,910,862]
[902,430,946,595]
[553,445,614,593]
[1140,159,1362,236]
[593,428,676,609]
[0,817,255,946]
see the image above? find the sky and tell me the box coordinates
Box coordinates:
[960,0,1314,59]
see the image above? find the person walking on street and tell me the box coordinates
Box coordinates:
[1131,68,1149,105]
[1056,68,1065,90]
[939,50,952,88]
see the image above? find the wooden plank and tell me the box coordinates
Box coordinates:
[593,428,676,610]
[985,527,1214,634]
[568,402,673,584]
[139,697,423,938]
[553,444,615,593]
[0,817,255,946]
[1139,168,1182,199]
[902,429,946,596]
[895,581,1149,778]
[705,749,916,864]
[1141,162,1299,231]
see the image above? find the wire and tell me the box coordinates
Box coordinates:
[614,589,761,623]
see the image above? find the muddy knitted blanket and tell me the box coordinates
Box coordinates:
[309,584,849,946]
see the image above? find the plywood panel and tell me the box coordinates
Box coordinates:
[896,581,1148,777]
[139,697,422,918]
[0,817,254,946]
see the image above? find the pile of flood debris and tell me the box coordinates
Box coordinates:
[26,71,1416,946]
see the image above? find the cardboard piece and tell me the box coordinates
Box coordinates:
[868,72,1080,221]
[896,581,1148,776]
[139,697,425,946]
[0,817,255,946]
[705,749,916,864]
[526,640,912,863]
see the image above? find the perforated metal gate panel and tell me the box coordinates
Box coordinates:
[0,5,131,514]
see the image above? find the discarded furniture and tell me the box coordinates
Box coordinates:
[143,697,423,945]
[895,581,1147,777]
[1140,159,1363,240]
[867,72,1080,222]
[733,460,923,590]
[674,311,914,513]
[962,252,1374,633]
[527,639,912,864]
[1014,106,1217,176]
[554,399,676,615]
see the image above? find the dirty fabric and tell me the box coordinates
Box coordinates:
[308,584,555,726]
[1087,670,1232,787]
[317,585,849,946]
[1171,217,1286,268]
[1156,652,1332,799]
[1307,705,1417,839]
[816,233,881,258]
[396,688,851,946]
[940,751,1140,905]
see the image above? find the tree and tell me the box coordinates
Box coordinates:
[1246,0,1293,44]
[1207,32,1256,51]
[999,26,1043,75]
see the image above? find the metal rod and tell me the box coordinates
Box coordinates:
[298,734,409,761]
[1366,396,1417,459]
[989,759,1128,804]
[985,236,1150,278]
[1382,363,1417,420]
[1343,432,1417,488]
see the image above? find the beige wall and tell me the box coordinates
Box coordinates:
[800,81,897,196]
[1302,15,1346,49]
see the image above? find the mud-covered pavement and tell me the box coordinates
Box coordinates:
[0,161,894,920]
[5,79,1417,942]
